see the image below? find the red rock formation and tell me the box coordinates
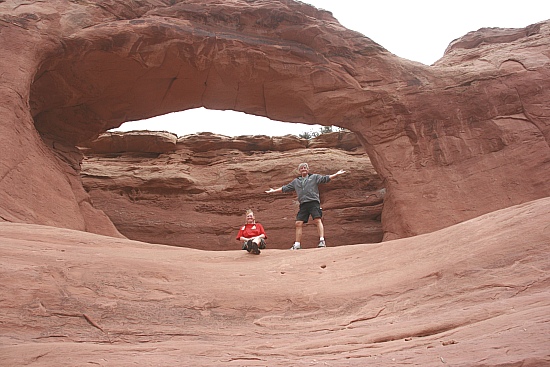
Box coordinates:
[0,0,548,240]
[81,131,382,249]
[80,130,178,154]
[1,2,549,364]
[1,197,548,366]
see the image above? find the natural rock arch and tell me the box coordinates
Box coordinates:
[1,0,549,240]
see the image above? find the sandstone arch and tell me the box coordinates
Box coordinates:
[1,0,549,240]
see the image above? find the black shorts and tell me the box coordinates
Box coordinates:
[296,201,322,223]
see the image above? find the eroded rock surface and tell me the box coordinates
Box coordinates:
[1,197,548,366]
[81,131,383,249]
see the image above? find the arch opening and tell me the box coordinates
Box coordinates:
[28,11,383,147]
[27,13,388,248]
[109,108,324,138]
[78,108,385,250]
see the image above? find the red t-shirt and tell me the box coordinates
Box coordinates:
[236,223,267,240]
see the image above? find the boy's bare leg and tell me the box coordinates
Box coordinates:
[313,218,324,238]
[295,221,304,242]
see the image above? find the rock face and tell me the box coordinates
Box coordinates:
[0,0,548,240]
[1,197,549,366]
[1,2,549,365]
[80,131,384,250]
[80,130,179,154]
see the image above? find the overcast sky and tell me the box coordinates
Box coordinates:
[113,0,550,137]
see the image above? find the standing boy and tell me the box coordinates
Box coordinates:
[265,163,346,249]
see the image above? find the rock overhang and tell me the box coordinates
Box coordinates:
[1,0,549,240]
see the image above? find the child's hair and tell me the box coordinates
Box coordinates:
[245,209,255,223]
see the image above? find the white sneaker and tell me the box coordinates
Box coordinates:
[290,243,301,250]
[318,240,326,248]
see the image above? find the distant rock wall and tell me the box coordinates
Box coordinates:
[81,131,383,250]
[80,129,362,154]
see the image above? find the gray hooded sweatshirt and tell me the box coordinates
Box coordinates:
[281,174,331,204]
